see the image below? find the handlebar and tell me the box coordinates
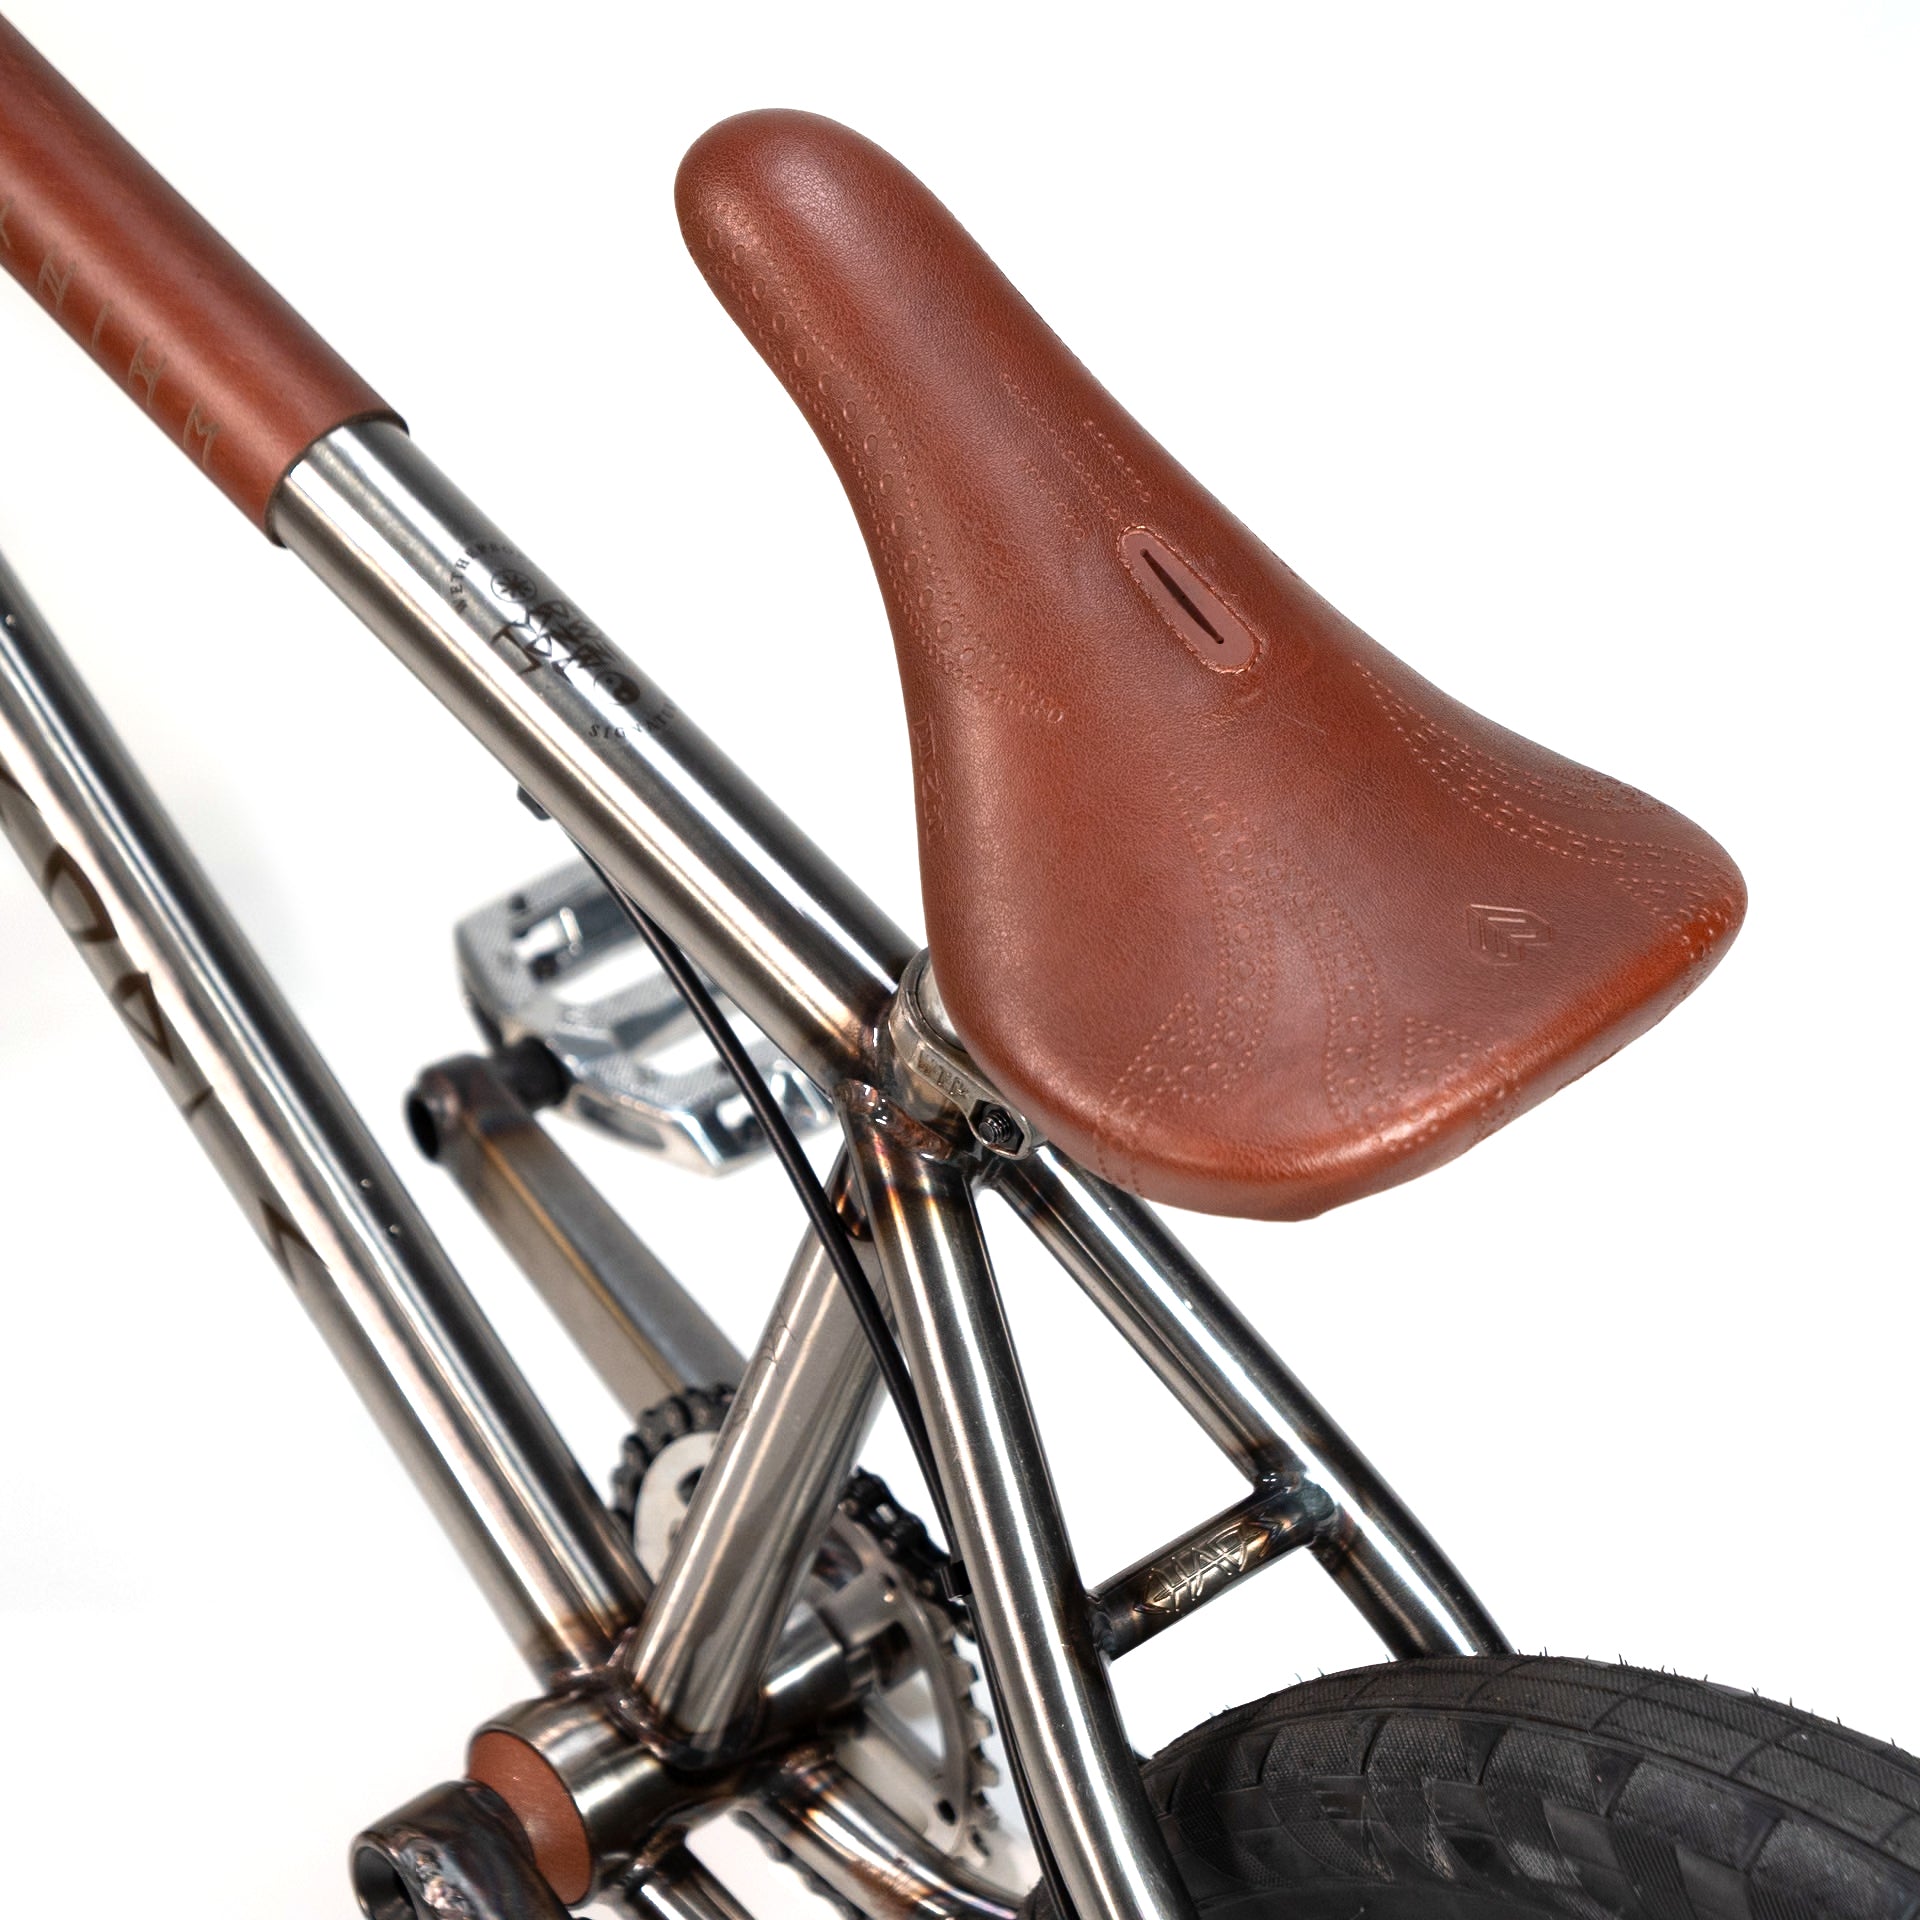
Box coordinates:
[0,16,400,534]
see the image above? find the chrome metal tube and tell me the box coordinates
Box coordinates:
[470,1693,685,1906]
[844,1102,1196,1920]
[409,1054,742,1415]
[0,554,644,1679]
[624,1185,883,1755]
[998,1146,1508,1659]
[470,1615,879,1905]
[739,1751,1021,1920]
[272,424,914,1095]
[611,1849,758,1920]
[1088,1481,1331,1660]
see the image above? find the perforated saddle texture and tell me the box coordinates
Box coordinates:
[677,111,1746,1221]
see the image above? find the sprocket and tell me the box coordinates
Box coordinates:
[611,1395,1010,1879]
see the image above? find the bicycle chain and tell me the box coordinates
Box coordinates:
[837,1466,971,1628]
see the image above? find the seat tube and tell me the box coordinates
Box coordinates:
[841,1095,1197,1920]
[621,1161,883,1758]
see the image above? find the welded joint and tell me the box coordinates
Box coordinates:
[884,952,1037,1160]
[465,1589,892,1905]
[838,1077,973,1164]
[610,1842,760,1920]
[1088,1479,1337,1660]
[456,1478,1337,1906]
[737,1745,1023,1920]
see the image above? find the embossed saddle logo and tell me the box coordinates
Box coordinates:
[1469,904,1553,964]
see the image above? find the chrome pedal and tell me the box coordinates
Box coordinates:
[455,862,833,1172]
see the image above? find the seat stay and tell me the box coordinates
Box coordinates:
[999,1148,1510,1660]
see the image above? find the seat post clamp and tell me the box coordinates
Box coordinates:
[884,952,1037,1161]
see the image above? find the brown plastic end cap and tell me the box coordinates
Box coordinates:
[466,1730,593,1907]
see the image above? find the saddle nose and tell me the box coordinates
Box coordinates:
[676,109,1745,1220]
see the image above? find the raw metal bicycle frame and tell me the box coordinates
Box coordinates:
[0,417,1508,1920]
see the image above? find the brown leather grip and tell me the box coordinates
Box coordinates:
[0,18,401,533]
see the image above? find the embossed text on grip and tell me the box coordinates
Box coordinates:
[0,18,400,533]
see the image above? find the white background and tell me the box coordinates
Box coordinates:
[1,2,1915,1912]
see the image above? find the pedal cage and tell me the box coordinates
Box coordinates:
[455,860,833,1172]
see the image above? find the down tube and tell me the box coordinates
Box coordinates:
[0,551,644,1679]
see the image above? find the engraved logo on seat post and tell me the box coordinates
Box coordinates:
[1469,904,1553,964]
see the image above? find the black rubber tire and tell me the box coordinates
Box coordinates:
[1022,1657,1920,1920]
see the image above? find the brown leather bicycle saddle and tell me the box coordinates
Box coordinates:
[678,111,1745,1221]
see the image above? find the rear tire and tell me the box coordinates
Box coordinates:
[1022,1656,1920,1919]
